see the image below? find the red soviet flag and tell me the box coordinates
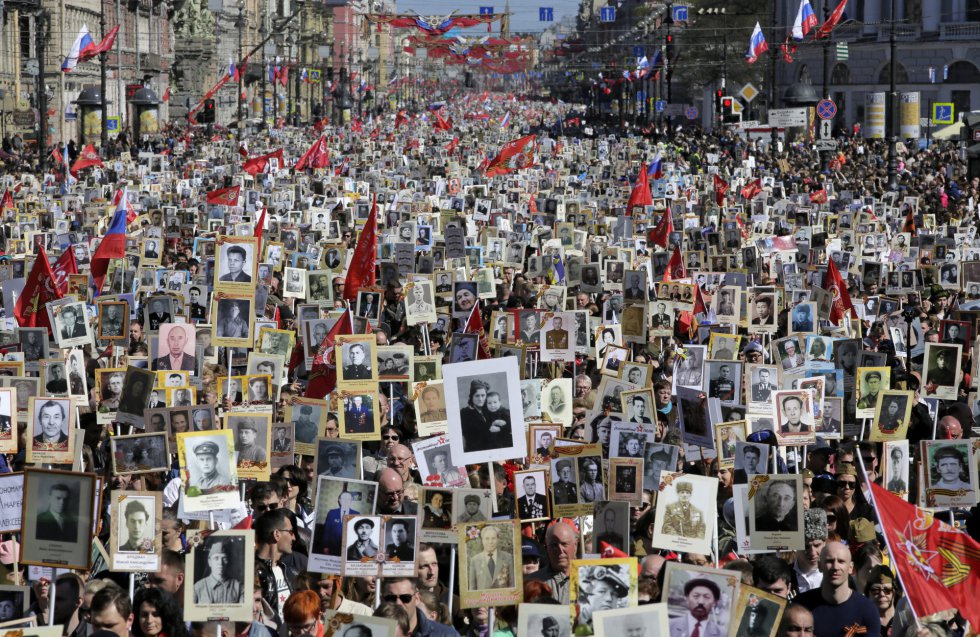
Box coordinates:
[243,148,284,177]
[206,185,241,206]
[647,208,674,249]
[305,310,354,399]
[484,135,537,177]
[663,246,686,282]
[713,174,729,207]
[52,246,79,295]
[809,188,828,204]
[15,246,63,330]
[70,144,103,176]
[463,304,492,359]
[342,194,378,303]
[626,163,653,213]
[295,136,330,170]
[741,178,763,200]
[870,483,980,628]
[822,257,855,325]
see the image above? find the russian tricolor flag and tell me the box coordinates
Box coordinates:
[500,111,511,128]
[648,151,664,179]
[228,57,240,81]
[792,0,818,40]
[62,25,96,72]
[746,22,769,64]
[90,188,130,293]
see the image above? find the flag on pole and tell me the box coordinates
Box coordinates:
[809,188,828,204]
[663,246,686,281]
[815,0,847,38]
[69,144,103,176]
[627,162,653,211]
[713,174,729,207]
[205,185,241,206]
[14,246,63,330]
[741,178,764,200]
[85,24,119,60]
[305,310,354,398]
[647,151,664,179]
[62,25,96,72]
[822,257,855,325]
[483,135,537,177]
[342,194,378,303]
[52,246,79,295]
[243,148,284,177]
[869,483,980,629]
[294,136,330,170]
[254,207,267,255]
[791,0,818,39]
[745,22,769,63]
[89,192,128,294]
[463,304,493,359]
[647,208,674,248]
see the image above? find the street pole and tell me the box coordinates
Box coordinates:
[820,2,831,171]
[237,1,244,140]
[100,9,109,151]
[887,0,899,190]
[769,0,778,155]
[260,26,267,129]
[37,10,49,173]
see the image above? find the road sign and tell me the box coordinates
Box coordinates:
[769,107,808,127]
[685,106,698,120]
[738,83,759,103]
[730,99,744,115]
[932,102,954,125]
[820,119,832,139]
[672,5,688,21]
[12,111,34,126]
[632,46,645,57]
[600,6,616,21]
[539,7,553,21]
[815,139,838,151]
[655,100,667,113]
[479,6,494,14]
[816,99,837,120]
[107,117,120,132]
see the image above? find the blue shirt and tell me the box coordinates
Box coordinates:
[794,588,880,637]
[413,608,460,637]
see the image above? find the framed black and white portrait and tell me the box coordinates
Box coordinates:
[20,468,96,570]
[109,491,162,571]
[444,357,527,466]
[51,301,91,348]
[184,530,254,622]
[213,236,258,290]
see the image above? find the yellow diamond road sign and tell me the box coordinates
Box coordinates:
[738,83,759,103]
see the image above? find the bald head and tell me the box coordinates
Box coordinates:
[938,415,963,438]
[545,521,579,574]
[378,468,404,493]
[640,554,666,578]
[819,541,853,590]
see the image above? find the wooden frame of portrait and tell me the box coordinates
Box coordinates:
[19,468,96,570]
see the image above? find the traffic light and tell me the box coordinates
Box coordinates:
[720,96,741,124]
[715,89,723,117]
[199,98,216,124]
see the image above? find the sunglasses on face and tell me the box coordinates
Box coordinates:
[383,593,415,604]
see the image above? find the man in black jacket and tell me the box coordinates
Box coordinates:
[254,508,297,627]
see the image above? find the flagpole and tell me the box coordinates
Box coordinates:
[100,9,109,151]
[857,454,921,631]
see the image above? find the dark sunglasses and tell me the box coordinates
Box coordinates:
[383,593,415,604]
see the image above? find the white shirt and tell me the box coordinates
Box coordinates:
[794,560,823,593]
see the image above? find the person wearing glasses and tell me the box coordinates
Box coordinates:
[255,509,297,622]
[363,425,401,477]
[380,578,457,637]
[282,591,324,637]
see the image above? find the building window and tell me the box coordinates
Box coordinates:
[877,61,908,84]
[831,63,851,86]
[944,61,980,83]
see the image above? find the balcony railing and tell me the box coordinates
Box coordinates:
[940,22,980,39]
[877,23,921,41]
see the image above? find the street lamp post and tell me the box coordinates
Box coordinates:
[260,23,268,129]
[769,0,778,155]
[99,9,109,151]
[236,0,246,140]
[887,0,899,190]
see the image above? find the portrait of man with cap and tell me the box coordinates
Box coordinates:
[318,442,351,478]
[533,615,563,637]
[191,439,229,490]
[661,481,706,539]
[234,418,267,464]
[668,577,725,637]
[345,517,379,561]
[644,445,676,490]
[293,404,320,444]
[926,346,957,388]
[552,459,578,505]
[193,538,244,604]
[457,494,487,523]
[577,565,630,626]
[856,371,882,410]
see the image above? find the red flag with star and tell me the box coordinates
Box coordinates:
[626,162,653,212]
[484,135,537,177]
[305,310,353,398]
[52,246,79,295]
[713,174,729,207]
[295,136,330,171]
[463,304,492,359]
[663,246,686,281]
[809,188,828,204]
[342,194,378,303]
[14,246,63,330]
[822,257,855,325]
[70,144,103,177]
[206,185,241,206]
[870,482,980,628]
[647,208,674,248]
[741,178,763,200]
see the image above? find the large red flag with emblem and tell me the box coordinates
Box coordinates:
[663,247,686,282]
[647,208,674,248]
[70,144,103,176]
[741,178,763,200]
[809,188,828,204]
[484,135,537,177]
[342,195,378,303]
[243,148,284,177]
[713,174,729,207]
[870,483,980,628]
[14,246,63,330]
[305,310,354,398]
[822,257,855,325]
[206,185,240,206]
[53,246,79,295]
[295,136,330,171]
[626,163,653,212]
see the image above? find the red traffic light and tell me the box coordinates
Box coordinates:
[666,34,673,43]
[722,98,733,108]
[716,89,723,98]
